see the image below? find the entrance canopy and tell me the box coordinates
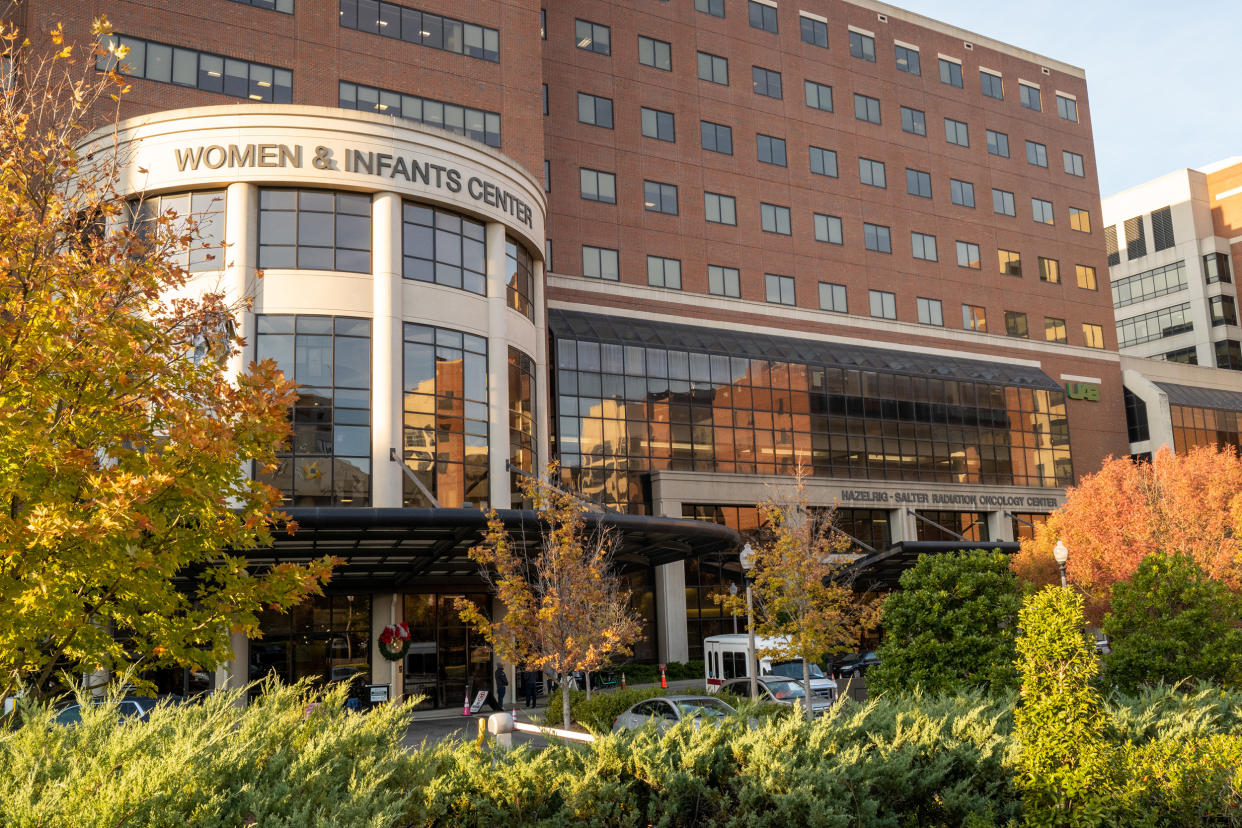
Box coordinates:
[245,507,741,591]
[834,540,1021,592]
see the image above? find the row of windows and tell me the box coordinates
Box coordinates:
[1116,303,1194,348]
[1111,260,1187,309]
[339,0,500,62]
[231,0,292,12]
[340,81,501,148]
[98,34,292,102]
[654,4,1083,124]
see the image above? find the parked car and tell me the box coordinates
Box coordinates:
[834,651,881,679]
[53,696,159,727]
[717,676,835,716]
[612,695,737,733]
[765,660,838,700]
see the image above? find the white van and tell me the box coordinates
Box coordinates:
[703,634,838,700]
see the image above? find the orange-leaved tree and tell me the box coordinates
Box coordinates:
[457,465,641,730]
[0,21,333,699]
[1012,445,1242,619]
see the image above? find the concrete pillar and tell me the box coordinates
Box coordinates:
[887,508,916,543]
[532,257,550,473]
[371,192,404,508]
[655,562,690,663]
[224,182,257,378]
[986,511,1013,543]
[213,630,250,703]
[371,592,402,701]
[485,222,512,509]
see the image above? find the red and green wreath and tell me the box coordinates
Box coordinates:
[378,622,411,661]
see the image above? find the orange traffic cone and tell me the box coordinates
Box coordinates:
[621,672,627,690]
[660,664,668,689]
[463,689,471,716]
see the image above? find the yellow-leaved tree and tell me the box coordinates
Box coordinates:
[0,20,333,699]
[457,465,641,730]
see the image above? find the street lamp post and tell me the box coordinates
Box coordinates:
[1053,540,1069,588]
[728,582,739,634]
[740,542,758,701]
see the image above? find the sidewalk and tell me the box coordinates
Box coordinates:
[409,677,705,722]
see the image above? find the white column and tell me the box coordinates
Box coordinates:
[532,258,550,473]
[371,192,404,508]
[485,222,512,509]
[224,183,257,379]
[213,630,250,704]
[655,562,690,663]
[987,511,1013,542]
[887,508,916,543]
[371,592,401,701]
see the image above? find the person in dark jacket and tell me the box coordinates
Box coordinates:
[494,664,509,708]
[522,667,538,708]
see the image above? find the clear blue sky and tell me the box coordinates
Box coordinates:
[892,0,1241,196]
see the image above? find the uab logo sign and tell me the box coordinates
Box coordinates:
[1066,382,1100,402]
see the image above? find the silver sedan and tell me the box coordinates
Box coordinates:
[612,695,738,733]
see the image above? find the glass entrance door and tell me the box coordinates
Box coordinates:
[403,593,491,709]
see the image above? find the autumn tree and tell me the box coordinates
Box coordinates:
[1012,445,1242,619]
[0,21,332,699]
[716,470,878,721]
[457,466,641,729]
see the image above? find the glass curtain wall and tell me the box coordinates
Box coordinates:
[250,593,372,699]
[509,347,537,506]
[1171,405,1242,453]
[126,190,226,272]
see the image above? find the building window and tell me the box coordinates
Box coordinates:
[849,30,875,61]
[993,189,1016,216]
[647,256,682,289]
[340,81,501,147]
[1083,209,1103,234]
[950,179,975,208]
[577,92,613,128]
[543,160,551,192]
[938,58,963,88]
[641,107,675,141]
[869,290,896,320]
[1163,347,1198,364]
[257,315,372,506]
[819,281,847,312]
[1116,303,1193,348]
[1112,260,1188,308]
[579,168,617,204]
[1211,295,1238,327]
[748,0,778,33]
[917,297,943,326]
[894,43,920,75]
[1032,198,1055,225]
[1076,264,1097,291]
[805,80,833,111]
[1103,226,1120,266]
[944,118,969,147]
[1043,317,1066,343]
[859,157,886,188]
[695,0,725,17]
[701,121,734,155]
[643,180,678,215]
[980,70,1003,99]
[998,249,1021,277]
[906,168,932,198]
[963,304,986,331]
[1026,140,1048,167]
[760,203,792,235]
[402,323,488,508]
[540,8,546,39]
[1019,82,1041,111]
[126,190,226,272]
[900,105,926,136]
[704,192,737,225]
[800,14,828,47]
[237,0,293,11]
[986,129,1009,157]
[1082,323,1104,350]
[956,241,981,269]
[752,66,783,98]
[864,222,891,253]
[854,94,881,124]
[638,35,672,70]
[911,232,937,261]
[1205,252,1232,284]
[1217,341,1242,370]
[575,19,610,54]
[1039,257,1060,283]
[1063,150,1085,177]
[1056,93,1078,122]
[708,265,740,297]
[1124,388,1150,443]
[258,189,370,273]
[506,238,534,320]
[1124,216,1145,258]
[508,347,537,504]
[401,201,486,293]
[756,133,787,166]
[765,273,795,305]
[809,146,838,177]
[1152,206,1175,252]
[814,213,843,245]
[697,51,728,84]
[582,245,619,280]
[99,34,293,102]
[338,0,499,62]
[1004,311,1029,338]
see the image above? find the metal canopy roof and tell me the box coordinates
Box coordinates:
[1154,381,1242,412]
[244,507,741,591]
[550,309,1063,391]
[834,541,1021,592]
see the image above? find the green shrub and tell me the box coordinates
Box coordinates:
[606,660,704,685]
[1120,733,1242,825]
[542,686,672,732]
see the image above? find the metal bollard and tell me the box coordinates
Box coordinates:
[487,711,514,749]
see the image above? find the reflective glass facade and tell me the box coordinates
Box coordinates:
[127,190,226,272]
[402,202,487,295]
[403,593,491,710]
[258,189,372,273]
[402,324,489,508]
[1171,405,1242,454]
[508,347,537,507]
[506,237,534,320]
[256,315,372,505]
[250,593,371,695]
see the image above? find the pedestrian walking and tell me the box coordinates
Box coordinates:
[494,664,509,708]
[522,667,538,708]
